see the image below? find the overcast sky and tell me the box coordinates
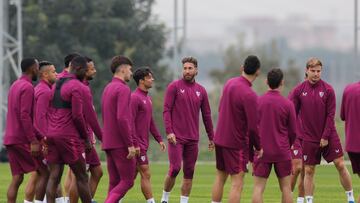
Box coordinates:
[153,0,355,53]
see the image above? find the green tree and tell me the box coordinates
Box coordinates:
[10,0,171,106]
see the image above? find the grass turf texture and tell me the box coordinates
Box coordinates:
[0,162,358,203]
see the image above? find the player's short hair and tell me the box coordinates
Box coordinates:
[85,56,93,63]
[69,56,88,80]
[243,55,260,75]
[110,55,133,74]
[267,68,283,89]
[21,58,37,73]
[182,56,198,67]
[306,57,322,69]
[39,61,53,71]
[133,67,153,85]
[64,53,80,67]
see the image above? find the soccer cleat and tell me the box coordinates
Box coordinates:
[91,201,97,203]
[348,201,355,203]
[161,201,168,203]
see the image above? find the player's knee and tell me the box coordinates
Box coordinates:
[123,179,134,190]
[231,182,243,192]
[76,172,89,183]
[169,164,181,177]
[304,166,315,176]
[93,167,103,180]
[141,170,151,180]
[13,175,24,186]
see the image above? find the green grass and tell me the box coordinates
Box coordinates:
[0,162,359,203]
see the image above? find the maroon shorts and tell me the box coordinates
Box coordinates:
[86,147,101,169]
[6,144,38,176]
[136,150,149,166]
[253,159,292,178]
[348,152,360,175]
[215,145,248,175]
[46,137,85,165]
[291,138,303,159]
[302,136,343,165]
[168,141,199,179]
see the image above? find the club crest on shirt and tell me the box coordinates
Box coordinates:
[180,89,185,94]
[303,155,307,161]
[142,100,147,104]
[141,155,146,162]
[196,91,201,97]
[302,92,307,96]
[335,149,340,153]
[293,150,298,156]
[319,91,324,97]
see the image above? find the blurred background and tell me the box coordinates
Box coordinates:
[0,0,359,162]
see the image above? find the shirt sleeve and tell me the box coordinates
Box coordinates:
[117,87,133,147]
[340,88,347,121]
[321,88,336,140]
[288,102,297,146]
[83,88,103,141]
[71,86,89,140]
[150,115,163,143]
[34,90,51,139]
[163,83,177,135]
[244,93,260,150]
[20,86,37,142]
[130,95,140,148]
[200,88,214,141]
[288,87,301,116]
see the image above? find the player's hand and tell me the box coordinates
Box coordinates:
[84,139,93,153]
[30,140,41,157]
[320,139,328,148]
[256,148,264,158]
[208,140,215,152]
[291,145,294,150]
[167,133,176,144]
[41,137,48,156]
[135,147,141,156]
[159,142,166,152]
[127,146,136,159]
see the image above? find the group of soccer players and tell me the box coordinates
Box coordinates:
[3,53,360,203]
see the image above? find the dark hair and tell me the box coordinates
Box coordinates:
[110,55,133,74]
[64,53,80,67]
[182,56,198,67]
[267,68,283,89]
[85,56,93,63]
[69,56,88,80]
[243,55,260,75]
[133,67,153,85]
[39,61,53,71]
[21,58,37,73]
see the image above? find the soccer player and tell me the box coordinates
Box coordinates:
[57,53,80,79]
[3,58,42,203]
[341,79,360,203]
[46,56,92,203]
[59,53,81,202]
[68,57,103,203]
[289,73,308,203]
[289,57,354,203]
[211,55,261,203]
[132,67,166,203]
[25,61,66,203]
[251,68,296,203]
[161,56,214,203]
[101,55,136,202]
[69,57,103,203]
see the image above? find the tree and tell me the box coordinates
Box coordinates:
[9,0,171,107]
